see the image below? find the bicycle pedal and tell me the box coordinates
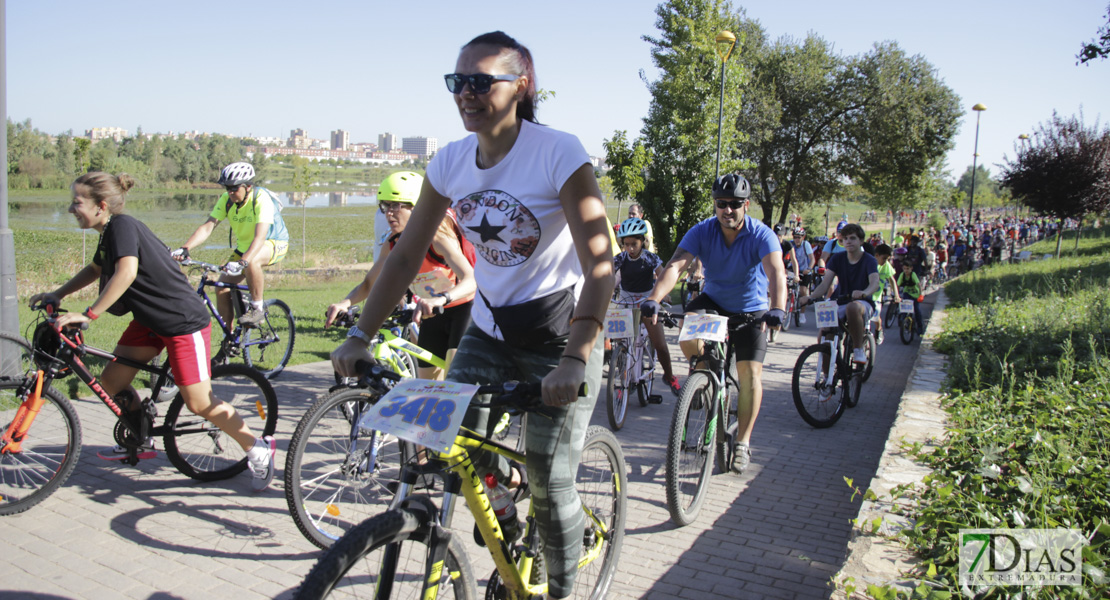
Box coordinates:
[647,394,664,404]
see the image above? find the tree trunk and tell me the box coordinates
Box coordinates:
[1055,218,1064,258]
[1074,219,1082,254]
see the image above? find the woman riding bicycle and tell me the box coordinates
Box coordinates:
[613,217,679,394]
[28,172,276,491]
[331,31,613,600]
[325,171,476,381]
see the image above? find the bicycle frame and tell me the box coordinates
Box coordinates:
[609,300,649,386]
[388,428,609,599]
[372,327,447,376]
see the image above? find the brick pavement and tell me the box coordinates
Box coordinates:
[0,295,936,599]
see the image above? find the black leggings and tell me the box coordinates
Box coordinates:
[416,301,473,367]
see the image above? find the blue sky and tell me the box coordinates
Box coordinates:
[8,0,1109,184]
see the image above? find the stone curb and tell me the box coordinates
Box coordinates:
[832,288,951,598]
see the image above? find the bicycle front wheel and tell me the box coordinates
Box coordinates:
[860,332,877,384]
[286,387,412,549]
[605,346,628,431]
[294,505,477,600]
[782,290,795,332]
[571,425,628,599]
[792,345,845,428]
[0,376,82,516]
[665,371,716,527]
[900,314,915,345]
[714,375,738,475]
[244,298,296,379]
[884,302,898,328]
[163,364,278,480]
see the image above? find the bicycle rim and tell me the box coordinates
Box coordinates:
[244,299,296,379]
[0,377,82,515]
[163,364,278,481]
[294,507,477,600]
[286,388,410,549]
[665,372,716,526]
[568,426,628,600]
[605,348,628,431]
[791,345,845,428]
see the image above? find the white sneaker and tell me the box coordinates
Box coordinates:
[247,436,277,492]
[852,348,868,366]
[799,313,807,325]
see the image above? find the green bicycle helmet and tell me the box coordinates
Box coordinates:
[378,171,424,205]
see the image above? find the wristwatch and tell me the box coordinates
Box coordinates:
[346,325,373,345]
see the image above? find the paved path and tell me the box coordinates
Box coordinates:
[0,296,936,600]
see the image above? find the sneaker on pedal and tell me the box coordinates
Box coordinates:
[97,438,156,461]
[730,442,751,474]
[852,348,868,366]
[663,375,681,395]
[240,307,266,329]
[247,436,277,492]
[799,313,807,325]
[876,329,884,344]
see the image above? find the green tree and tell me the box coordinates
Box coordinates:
[639,0,756,258]
[603,130,652,217]
[955,164,1004,209]
[1078,3,1110,64]
[53,133,76,176]
[73,138,91,174]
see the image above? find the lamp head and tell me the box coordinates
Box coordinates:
[715,30,737,61]
[972,103,987,112]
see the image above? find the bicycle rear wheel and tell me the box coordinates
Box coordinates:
[605,346,629,431]
[244,298,296,379]
[900,314,915,345]
[0,376,82,516]
[0,333,35,376]
[294,504,477,600]
[791,345,846,428]
[286,387,413,549]
[162,364,278,480]
[636,341,656,407]
[665,371,716,526]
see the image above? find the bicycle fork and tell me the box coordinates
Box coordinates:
[0,372,46,453]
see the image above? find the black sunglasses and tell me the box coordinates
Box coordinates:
[715,199,746,211]
[225,184,243,193]
[444,73,520,94]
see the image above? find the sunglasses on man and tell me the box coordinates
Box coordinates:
[715,199,746,211]
[444,73,521,95]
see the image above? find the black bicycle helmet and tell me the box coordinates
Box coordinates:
[712,173,751,199]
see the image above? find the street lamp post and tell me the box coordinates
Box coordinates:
[967,103,987,224]
[713,30,737,181]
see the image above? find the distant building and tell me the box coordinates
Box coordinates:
[247,145,417,166]
[331,129,349,151]
[289,128,309,149]
[86,127,128,143]
[378,132,399,152]
[402,136,438,157]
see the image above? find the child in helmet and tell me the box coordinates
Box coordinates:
[613,217,679,394]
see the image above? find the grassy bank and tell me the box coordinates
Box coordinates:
[879,228,1110,598]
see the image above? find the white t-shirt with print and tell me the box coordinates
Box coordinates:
[426,120,591,340]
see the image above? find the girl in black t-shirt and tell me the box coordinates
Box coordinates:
[28,172,277,492]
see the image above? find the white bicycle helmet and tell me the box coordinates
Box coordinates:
[217,162,256,186]
[617,217,649,239]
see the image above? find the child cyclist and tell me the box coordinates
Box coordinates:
[896,260,925,335]
[28,172,276,491]
[871,244,900,344]
[613,217,679,394]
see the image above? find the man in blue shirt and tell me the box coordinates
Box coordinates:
[641,173,786,474]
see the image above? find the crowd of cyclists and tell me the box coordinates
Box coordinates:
[19,27,1074,597]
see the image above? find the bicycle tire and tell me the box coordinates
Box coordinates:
[556,425,628,600]
[243,298,296,379]
[162,364,278,481]
[848,373,863,409]
[294,505,477,600]
[664,371,716,526]
[636,342,656,408]
[884,301,898,329]
[791,345,846,428]
[0,376,82,516]
[900,314,915,345]
[0,332,35,377]
[714,374,738,475]
[286,387,413,549]
[605,346,628,431]
[860,332,877,384]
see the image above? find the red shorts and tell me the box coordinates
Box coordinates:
[118,321,212,386]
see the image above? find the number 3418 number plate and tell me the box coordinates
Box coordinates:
[358,379,479,453]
